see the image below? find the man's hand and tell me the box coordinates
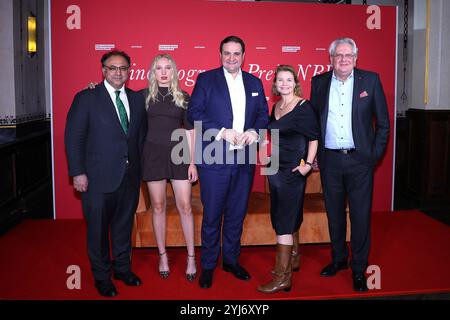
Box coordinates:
[86,82,98,90]
[222,129,241,145]
[73,174,88,192]
[237,130,259,146]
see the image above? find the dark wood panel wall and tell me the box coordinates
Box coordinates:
[404,109,450,207]
[0,124,53,234]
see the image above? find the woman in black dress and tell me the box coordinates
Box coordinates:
[141,54,198,281]
[258,65,319,294]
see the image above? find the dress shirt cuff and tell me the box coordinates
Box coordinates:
[215,127,226,141]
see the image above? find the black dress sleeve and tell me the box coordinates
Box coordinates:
[292,100,320,140]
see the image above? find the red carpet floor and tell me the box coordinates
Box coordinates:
[1,210,450,300]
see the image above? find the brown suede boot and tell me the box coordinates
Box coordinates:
[257,244,292,294]
[292,231,300,272]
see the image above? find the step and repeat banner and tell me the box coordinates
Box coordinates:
[51,0,397,218]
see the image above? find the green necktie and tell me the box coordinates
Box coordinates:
[115,90,128,134]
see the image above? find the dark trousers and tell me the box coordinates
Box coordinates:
[321,149,374,273]
[81,168,140,281]
[197,165,254,270]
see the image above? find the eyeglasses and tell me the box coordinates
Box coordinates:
[103,65,129,72]
[333,53,355,60]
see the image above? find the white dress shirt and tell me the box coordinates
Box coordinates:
[216,67,246,150]
[104,80,130,122]
[325,71,355,149]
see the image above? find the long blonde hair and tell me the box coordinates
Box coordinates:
[145,54,187,109]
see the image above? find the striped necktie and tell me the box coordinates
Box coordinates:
[115,90,129,134]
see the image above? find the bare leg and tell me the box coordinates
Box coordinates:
[147,180,169,275]
[277,234,293,245]
[171,179,196,277]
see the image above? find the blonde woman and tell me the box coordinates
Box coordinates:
[141,54,198,281]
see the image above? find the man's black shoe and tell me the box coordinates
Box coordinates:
[223,263,251,281]
[113,271,142,286]
[95,279,118,297]
[352,272,368,292]
[320,262,348,277]
[199,269,214,288]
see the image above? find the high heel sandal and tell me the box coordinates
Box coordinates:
[186,254,197,282]
[158,251,170,279]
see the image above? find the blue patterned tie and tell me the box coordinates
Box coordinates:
[115,91,128,134]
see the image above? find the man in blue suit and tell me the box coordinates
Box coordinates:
[188,35,269,288]
[310,38,390,292]
[65,50,147,297]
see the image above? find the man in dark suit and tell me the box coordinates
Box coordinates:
[310,38,390,292]
[187,35,269,289]
[65,50,147,297]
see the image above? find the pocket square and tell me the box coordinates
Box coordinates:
[360,91,368,98]
[252,92,259,96]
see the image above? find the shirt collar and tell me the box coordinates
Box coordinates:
[332,70,354,82]
[104,80,125,94]
[223,67,242,80]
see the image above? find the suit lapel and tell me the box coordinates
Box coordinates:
[352,69,363,137]
[242,72,252,130]
[321,72,332,142]
[215,68,233,116]
[125,88,134,136]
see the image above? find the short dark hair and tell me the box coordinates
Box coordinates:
[220,35,245,54]
[100,50,131,66]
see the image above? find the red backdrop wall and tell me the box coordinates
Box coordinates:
[51,0,397,219]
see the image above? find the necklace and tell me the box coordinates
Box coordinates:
[157,88,172,101]
[279,96,296,110]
